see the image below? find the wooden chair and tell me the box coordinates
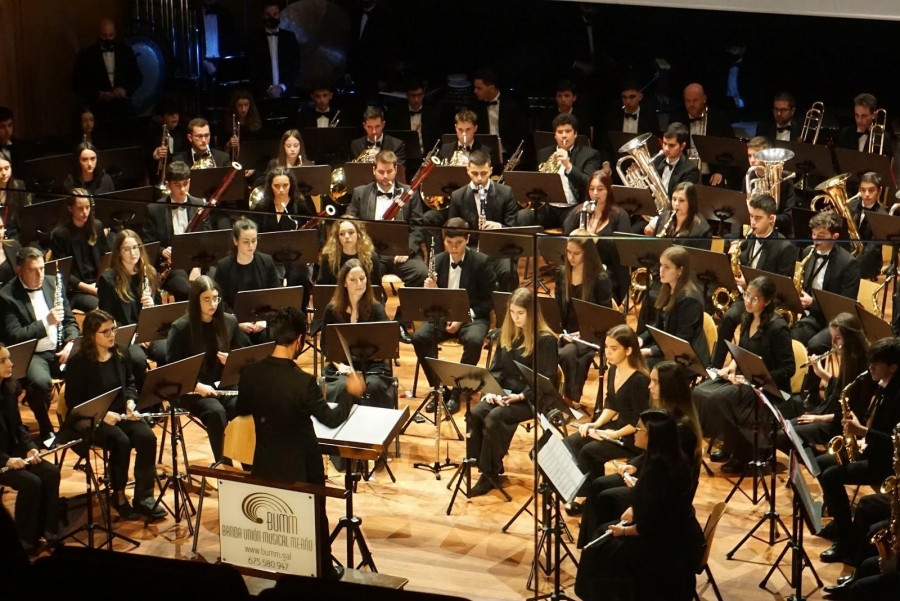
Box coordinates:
[694,501,726,601]
[857,278,880,314]
[790,340,808,395]
[702,313,717,358]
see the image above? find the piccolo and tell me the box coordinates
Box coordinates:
[561,330,602,351]
[799,345,842,369]
[0,439,82,474]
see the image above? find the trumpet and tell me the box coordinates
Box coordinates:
[800,101,824,144]
[799,345,841,369]
[868,108,888,154]
[827,370,869,466]
[231,114,240,162]
[615,133,669,215]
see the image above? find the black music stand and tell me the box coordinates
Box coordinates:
[684,246,738,303]
[235,138,279,173]
[234,286,304,323]
[67,324,137,358]
[740,266,805,318]
[386,130,424,162]
[7,339,38,380]
[135,301,188,344]
[573,298,626,412]
[420,165,469,198]
[477,227,541,287]
[99,241,160,274]
[188,165,246,208]
[308,284,383,376]
[607,132,645,157]
[610,186,657,222]
[20,153,73,193]
[814,288,861,325]
[780,141,834,191]
[340,162,378,192]
[217,341,276,389]
[502,172,568,213]
[614,235,671,314]
[99,186,157,203]
[170,229,233,272]
[139,353,205,531]
[44,256,72,289]
[492,291,563,334]
[532,131,590,154]
[791,207,848,242]
[256,229,318,267]
[364,220,414,258]
[97,146,145,190]
[514,362,577,432]
[695,185,749,237]
[693,135,749,174]
[834,148,893,190]
[17,198,65,246]
[286,165,332,196]
[92,192,150,232]
[300,126,357,166]
[864,210,900,327]
[537,234,568,267]
[646,326,708,379]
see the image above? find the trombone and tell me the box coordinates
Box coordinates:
[800,101,824,144]
[868,108,888,154]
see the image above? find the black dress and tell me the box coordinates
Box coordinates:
[49,221,110,312]
[562,206,631,301]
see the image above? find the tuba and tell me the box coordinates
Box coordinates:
[800,101,825,144]
[868,108,888,155]
[827,370,869,465]
[810,173,864,256]
[745,148,796,209]
[871,423,900,574]
[615,133,669,214]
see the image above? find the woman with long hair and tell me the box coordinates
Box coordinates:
[644,182,711,249]
[269,129,306,169]
[0,150,30,239]
[556,233,612,406]
[693,275,795,473]
[322,259,392,408]
[0,342,60,552]
[63,142,114,195]
[637,245,709,368]
[564,324,649,513]
[318,218,380,287]
[468,287,558,497]
[65,309,164,521]
[167,276,249,462]
[575,409,704,601]
[50,190,110,311]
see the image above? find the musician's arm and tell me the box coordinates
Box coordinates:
[309,376,350,428]
[501,189,518,227]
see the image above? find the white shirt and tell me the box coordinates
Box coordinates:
[374,186,396,220]
[857,130,869,152]
[25,282,57,353]
[749,229,773,269]
[409,107,423,149]
[660,158,677,191]
[316,112,330,128]
[622,108,639,134]
[266,31,281,88]
[171,204,189,236]
[688,117,709,174]
[810,251,831,291]
[447,255,463,290]
[775,126,791,142]
[102,49,116,88]
[487,94,500,137]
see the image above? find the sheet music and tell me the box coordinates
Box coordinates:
[791,463,823,535]
[312,404,406,449]
[312,402,350,439]
[782,419,821,477]
[537,434,587,504]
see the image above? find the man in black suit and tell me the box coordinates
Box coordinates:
[671,83,734,187]
[710,195,798,368]
[247,1,300,100]
[143,161,208,301]
[298,82,340,129]
[600,80,658,164]
[794,211,861,352]
[348,106,406,167]
[835,93,892,156]
[472,68,525,157]
[388,80,442,157]
[71,18,142,126]
[757,92,802,143]
[436,110,496,168]
[0,247,79,444]
[519,114,601,230]
[412,218,495,412]
[540,79,594,140]
[746,136,797,236]
[651,122,700,197]
[146,99,188,180]
[345,150,426,287]
[448,151,518,291]
[849,172,888,279]
[173,118,230,168]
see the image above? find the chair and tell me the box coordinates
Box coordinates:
[702,312,717,358]
[857,278,880,313]
[790,340,808,395]
[694,501,726,601]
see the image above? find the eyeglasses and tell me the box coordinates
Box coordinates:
[120,244,142,254]
[99,326,118,336]
[201,296,221,306]
[742,291,760,303]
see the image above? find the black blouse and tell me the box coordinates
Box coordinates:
[603,365,650,450]
[737,314,795,392]
[554,269,613,332]
[490,332,558,409]
[318,250,382,286]
[321,301,390,375]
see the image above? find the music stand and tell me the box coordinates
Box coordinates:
[135,301,188,344]
[97,146,145,190]
[43,257,72,292]
[339,162,378,192]
[492,291,563,334]
[94,188,154,232]
[813,288,861,325]
[17,198,65,246]
[476,226,541,262]
[740,266,805,317]
[695,185,749,237]
[364,220,414,258]
[502,172,569,211]
[684,246,738,303]
[139,353,205,531]
[532,132,590,155]
[693,135,750,174]
[514,362,576,430]
[420,166,469,198]
[235,138,279,173]
[7,339,38,379]
[791,207,849,243]
[300,126,357,166]
[217,341,276,388]
[234,286,305,323]
[610,186,657,221]
[67,324,138,358]
[864,210,900,321]
[188,166,246,207]
[386,130,424,162]
[285,165,331,196]
[537,234,568,269]
[170,229,233,272]
[99,186,157,203]
[99,241,160,274]
[256,229,319,266]
[646,326,708,379]
[856,306,894,343]
[573,298,625,412]
[834,148,893,191]
[607,132,644,157]
[20,153,73,193]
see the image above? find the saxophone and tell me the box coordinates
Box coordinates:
[826,371,868,465]
[712,241,743,313]
[477,185,487,229]
[54,270,64,348]
[871,422,899,574]
[793,247,813,297]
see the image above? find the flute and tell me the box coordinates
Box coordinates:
[588,428,625,447]
[800,345,842,369]
[612,459,638,486]
[561,330,602,350]
[0,439,81,474]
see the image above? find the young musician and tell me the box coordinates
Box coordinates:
[745,136,797,235]
[468,287,558,496]
[391,79,440,155]
[147,100,187,175]
[643,181,711,249]
[321,259,393,409]
[556,234,612,406]
[166,276,250,463]
[541,79,594,139]
[849,171,887,279]
[437,110,496,168]
[564,324,649,509]
[66,310,165,520]
[472,68,525,155]
[694,276,794,473]
[757,92,801,143]
[266,129,305,171]
[348,106,405,166]
[173,118,229,168]
[0,150,29,239]
[0,343,60,553]
[0,247,79,443]
[318,219,381,287]
[0,213,22,288]
[63,142,114,195]
[710,194,798,368]
[49,191,109,311]
[298,82,339,129]
[651,123,700,197]
[222,88,264,155]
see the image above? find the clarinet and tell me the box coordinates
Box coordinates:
[580,199,596,230]
[54,270,64,348]
[427,236,437,281]
[477,185,487,229]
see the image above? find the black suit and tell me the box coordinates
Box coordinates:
[0,239,22,288]
[652,154,701,197]
[298,107,340,130]
[671,108,734,182]
[71,41,142,120]
[756,118,801,143]
[213,252,281,312]
[473,95,527,154]
[173,148,231,169]
[412,247,495,388]
[388,106,442,155]
[144,120,188,174]
[793,245,861,349]
[653,210,712,250]
[600,107,659,161]
[850,199,887,279]
[49,223,110,312]
[247,30,300,97]
[143,196,208,301]
[835,126,893,156]
[540,106,595,139]
[348,135,406,166]
[520,144,602,230]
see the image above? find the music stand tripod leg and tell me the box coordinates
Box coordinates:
[501,494,535,533]
[413,388,460,479]
[148,408,195,533]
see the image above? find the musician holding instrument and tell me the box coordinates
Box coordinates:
[849,172,888,279]
[49,191,110,312]
[348,106,406,166]
[0,342,60,554]
[65,309,164,521]
[0,149,30,240]
[63,142,114,196]
[266,129,305,171]
[652,123,700,197]
[598,80,658,162]
[745,136,797,235]
[556,234,612,407]
[671,83,733,186]
[643,181,711,249]
[756,92,801,143]
[835,93,891,155]
[710,195,798,368]
[815,337,900,564]
[319,219,382,287]
[147,100,186,175]
[298,82,339,129]
[437,110,496,168]
[166,276,249,464]
[223,88,264,151]
[468,287,557,497]
[173,118,229,168]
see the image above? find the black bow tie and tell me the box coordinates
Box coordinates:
[858,131,869,138]
[194,152,210,159]
[451,261,463,269]
[366,140,381,148]
[690,117,704,123]
[814,251,830,261]
[664,162,675,170]
[624,112,637,120]
[266,31,279,37]
[316,110,331,116]
[376,191,392,199]
[409,109,422,115]
[776,126,791,133]
[484,100,498,106]
[23,285,42,293]
[457,145,472,152]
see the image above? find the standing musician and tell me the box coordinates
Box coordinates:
[710,194,798,368]
[519,114,602,230]
[745,136,797,235]
[793,211,861,353]
[756,92,801,143]
[671,83,734,186]
[142,161,208,302]
[0,247,79,443]
[173,118,229,168]
[50,191,110,312]
[0,213,23,288]
[65,309,165,521]
[63,142,114,196]
[637,246,710,368]
[563,324,649,512]
[348,106,406,166]
[437,110,496,168]
[0,150,29,240]
[412,218,495,413]
[814,337,900,564]
[166,276,249,464]
[345,150,428,288]
[236,306,352,581]
[642,181,711,249]
[321,259,393,409]
[0,342,60,553]
[849,171,887,279]
[556,234,612,407]
[835,93,892,155]
[695,276,794,473]
[247,1,300,101]
[468,287,557,497]
[318,218,381,287]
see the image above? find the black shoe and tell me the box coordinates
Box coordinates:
[835,574,855,586]
[446,398,460,414]
[424,398,436,413]
[111,498,141,521]
[470,474,496,497]
[820,543,852,564]
[325,563,345,581]
[823,577,855,599]
[413,413,426,424]
[135,498,167,522]
[399,325,413,345]
[564,501,583,516]
[720,457,746,474]
[818,520,838,541]
[709,449,730,462]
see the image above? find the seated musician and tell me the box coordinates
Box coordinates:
[711,194,798,368]
[541,79,594,140]
[265,129,305,172]
[671,83,734,186]
[221,88,266,156]
[745,136,797,236]
[793,211,861,354]
[298,81,340,129]
[322,258,393,409]
[166,276,249,464]
[0,342,60,553]
[389,79,440,156]
[637,246,710,369]
[0,149,30,239]
[814,337,900,564]
[695,276,794,473]
[319,218,381,287]
[147,99,186,175]
[574,409,704,601]
[518,114,601,230]
[98,229,165,387]
[236,306,352,581]
[142,161,207,302]
[412,218,495,414]
[437,110,495,168]
[835,93,892,156]
[348,106,405,166]
[173,117,229,168]
[653,122,700,197]
[850,171,887,279]
[563,324,648,512]
[468,287,557,497]
[345,150,428,288]
[49,191,110,312]
[0,213,22,288]
[556,234,612,407]
[643,181,711,249]
[598,80,658,163]
[448,150,518,291]
[756,92,801,143]
[65,309,165,521]
[63,142,114,195]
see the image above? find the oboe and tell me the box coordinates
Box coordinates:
[427,236,437,281]
[54,270,64,348]
[477,185,487,229]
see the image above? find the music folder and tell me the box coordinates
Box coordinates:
[813,288,861,325]
[299,126,357,166]
[233,286,304,323]
[775,140,834,181]
[217,341,276,388]
[397,287,472,324]
[514,361,576,427]
[537,234,568,267]
[834,148,893,192]
[135,301,189,344]
[322,321,400,365]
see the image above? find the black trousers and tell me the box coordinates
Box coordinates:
[559,339,596,403]
[467,399,532,475]
[180,393,238,462]
[412,319,489,388]
[693,378,769,461]
[774,418,836,456]
[324,367,394,409]
[577,473,633,549]
[377,255,427,288]
[851,493,890,566]
[24,350,64,439]
[0,460,60,546]
[792,315,831,354]
[711,299,744,369]
[815,454,886,546]
[847,556,898,600]
[69,290,99,312]
[80,419,157,493]
[564,432,638,485]
[163,269,191,301]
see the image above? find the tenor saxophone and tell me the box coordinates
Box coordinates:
[826,370,868,465]
[871,422,899,574]
[712,240,743,313]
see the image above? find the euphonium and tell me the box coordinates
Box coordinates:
[54,270,64,348]
[871,422,899,574]
[615,133,669,214]
[712,241,743,313]
[744,148,796,209]
[800,101,824,144]
[868,108,888,155]
[628,268,651,308]
[827,370,868,466]
[810,173,864,256]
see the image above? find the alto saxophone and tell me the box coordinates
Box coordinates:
[54,270,64,348]
[712,241,743,313]
[826,370,868,465]
[871,422,899,574]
